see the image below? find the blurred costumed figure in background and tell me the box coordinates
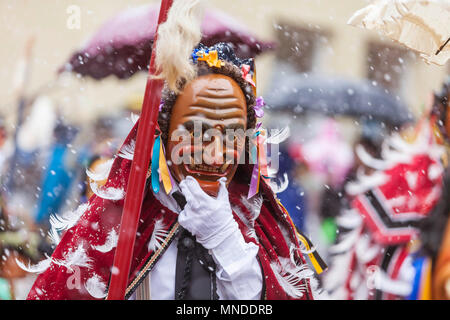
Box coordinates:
[422,77,450,300]
[34,122,79,227]
[287,118,354,262]
[275,146,308,232]
[324,116,445,300]
[24,0,325,300]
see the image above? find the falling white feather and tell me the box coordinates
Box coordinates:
[271,257,314,299]
[47,225,61,246]
[266,127,291,145]
[16,256,52,274]
[53,245,93,272]
[235,195,263,240]
[49,203,90,232]
[269,173,289,194]
[297,240,317,255]
[148,218,169,252]
[90,182,125,201]
[240,195,263,222]
[85,273,107,299]
[86,158,114,182]
[118,140,136,160]
[92,229,119,253]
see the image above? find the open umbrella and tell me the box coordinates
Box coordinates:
[265,74,414,127]
[348,0,450,66]
[60,4,275,80]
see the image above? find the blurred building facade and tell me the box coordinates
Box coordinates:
[0,0,449,125]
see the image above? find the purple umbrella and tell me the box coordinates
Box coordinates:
[60,4,275,80]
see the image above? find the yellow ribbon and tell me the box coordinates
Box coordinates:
[419,258,432,300]
[159,142,173,194]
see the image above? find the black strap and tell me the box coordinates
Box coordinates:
[175,227,218,300]
[172,191,218,300]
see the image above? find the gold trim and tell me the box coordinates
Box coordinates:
[125,222,179,296]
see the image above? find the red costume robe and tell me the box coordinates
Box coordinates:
[27,122,317,300]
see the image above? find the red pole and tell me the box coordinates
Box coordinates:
[107,0,174,300]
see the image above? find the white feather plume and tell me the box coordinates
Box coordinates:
[92,229,118,253]
[154,0,203,92]
[89,182,125,201]
[118,139,135,160]
[148,218,169,252]
[86,158,114,182]
[85,273,107,299]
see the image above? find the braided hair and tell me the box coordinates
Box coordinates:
[157,43,257,146]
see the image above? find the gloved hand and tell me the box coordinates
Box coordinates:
[178,176,239,249]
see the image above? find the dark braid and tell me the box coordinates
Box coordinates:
[158,60,257,146]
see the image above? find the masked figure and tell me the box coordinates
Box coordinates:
[423,77,450,300]
[24,42,323,300]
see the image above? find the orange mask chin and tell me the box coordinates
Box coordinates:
[165,73,248,197]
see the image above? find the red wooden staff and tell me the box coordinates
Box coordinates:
[107,0,174,300]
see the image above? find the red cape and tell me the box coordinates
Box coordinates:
[27,122,315,300]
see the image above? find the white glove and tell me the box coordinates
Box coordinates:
[178,176,239,249]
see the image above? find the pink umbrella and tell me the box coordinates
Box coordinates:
[60,4,275,80]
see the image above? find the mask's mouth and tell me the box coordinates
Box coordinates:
[184,157,234,177]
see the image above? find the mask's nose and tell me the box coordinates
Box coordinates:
[203,135,224,166]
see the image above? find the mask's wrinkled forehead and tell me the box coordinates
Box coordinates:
[171,74,248,131]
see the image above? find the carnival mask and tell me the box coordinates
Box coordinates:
[166,73,248,196]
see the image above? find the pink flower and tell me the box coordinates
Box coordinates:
[241,64,256,88]
[254,96,265,118]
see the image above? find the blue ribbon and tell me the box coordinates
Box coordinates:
[407,255,425,300]
[151,136,161,194]
[251,144,258,165]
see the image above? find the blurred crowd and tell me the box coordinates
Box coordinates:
[0,2,449,301]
